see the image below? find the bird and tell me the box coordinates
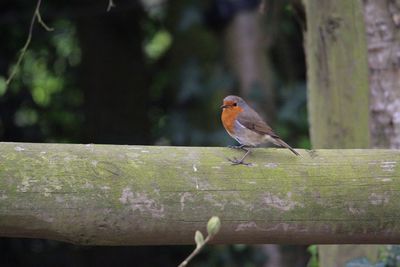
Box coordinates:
[221,95,299,165]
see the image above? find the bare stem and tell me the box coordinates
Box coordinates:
[107,0,115,12]
[5,0,53,87]
[178,235,212,267]
[35,5,54,31]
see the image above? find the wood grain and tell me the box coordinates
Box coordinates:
[0,143,399,245]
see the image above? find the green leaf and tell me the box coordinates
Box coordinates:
[144,30,172,60]
[307,245,319,267]
[194,230,204,248]
[308,245,317,255]
[206,216,221,236]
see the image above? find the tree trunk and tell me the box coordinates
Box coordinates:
[224,9,275,121]
[364,0,400,148]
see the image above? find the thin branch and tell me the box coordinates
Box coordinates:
[5,0,53,87]
[35,5,54,31]
[107,0,116,12]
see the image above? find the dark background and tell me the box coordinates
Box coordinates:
[0,0,309,266]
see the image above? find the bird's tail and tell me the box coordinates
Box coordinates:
[272,137,300,156]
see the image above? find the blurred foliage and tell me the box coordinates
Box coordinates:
[191,244,267,267]
[345,246,400,267]
[383,245,400,267]
[144,29,173,61]
[346,258,386,267]
[0,77,6,96]
[0,17,83,142]
[0,0,308,147]
[0,0,310,266]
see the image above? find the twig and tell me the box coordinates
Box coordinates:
[178,235,212,267]
[35,4,54,31]
[178,216,221,267]
[107,0,115,12]
[5,0,53,87]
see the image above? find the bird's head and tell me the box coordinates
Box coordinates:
[221,95,246,110]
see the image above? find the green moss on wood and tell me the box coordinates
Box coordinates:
[0,143,399,245]
[304,0,370,148]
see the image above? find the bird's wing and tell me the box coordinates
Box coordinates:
[237,107,300,156]
[236,108,279,138]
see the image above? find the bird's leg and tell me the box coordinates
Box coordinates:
[228,144,246,150]
[228,148,252,166]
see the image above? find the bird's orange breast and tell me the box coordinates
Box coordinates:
[221,106,243,134]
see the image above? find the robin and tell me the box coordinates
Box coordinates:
[221,95,299,165]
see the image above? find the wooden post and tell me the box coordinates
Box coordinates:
[303,0,383,265]
[304,0,370,148]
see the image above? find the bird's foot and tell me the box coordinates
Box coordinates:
[227,157,251,166]
[228,144,246,150]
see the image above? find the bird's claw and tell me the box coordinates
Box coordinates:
[227,157,251,166]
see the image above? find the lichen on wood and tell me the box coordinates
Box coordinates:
[304,0,370,149]
[0,143,400,245]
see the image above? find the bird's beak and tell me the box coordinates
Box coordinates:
[220,104,228,109]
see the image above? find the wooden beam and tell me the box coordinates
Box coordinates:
[0,143,399,245]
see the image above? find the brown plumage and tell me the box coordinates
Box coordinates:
[221,95,299,165]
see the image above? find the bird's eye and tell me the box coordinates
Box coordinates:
[233,103,237,106]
